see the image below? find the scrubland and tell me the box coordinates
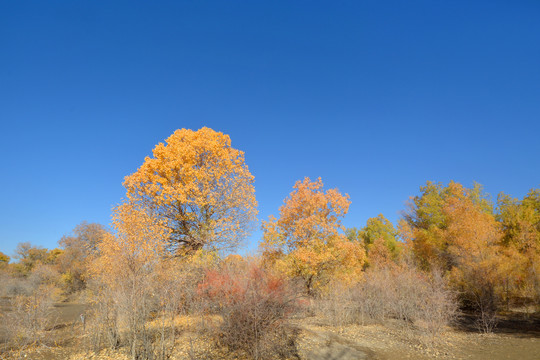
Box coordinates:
[1,128,539,359]
[1,259,539,360]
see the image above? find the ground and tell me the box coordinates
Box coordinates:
[1,300,539,359]
[295,317,540,360]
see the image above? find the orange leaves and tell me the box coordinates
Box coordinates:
[261,177,364,294]
[262,177,350,250]
[444,194,501,260]
[123,127,257,254]
[91,202,170,287]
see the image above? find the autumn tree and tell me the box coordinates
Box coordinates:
[0,251,9,266]
[11,242,62,276]
[91,201,171,358]
[400,181,493,271]
[498,189,540,252]
[261,177,365,295]
[347,214,401,266]
[444,192,505,331]
[400,181,512,330]
[497,189,540,309]
[123,127,257,255]
[57,221,108,292]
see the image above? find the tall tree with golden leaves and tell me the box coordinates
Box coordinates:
[443,192,504,331]
[123,127,257,255]
[91,202,171,358]
[497,189,540,309]
[261,177,365,295]
[400,181,493,271]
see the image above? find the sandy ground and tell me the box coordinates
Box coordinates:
[295,320,540,360]
[1,303,539,360]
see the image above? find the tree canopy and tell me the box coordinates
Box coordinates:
[261,177,365,294]
[123,127,258,255]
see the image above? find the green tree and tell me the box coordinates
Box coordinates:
[357,214,400,260]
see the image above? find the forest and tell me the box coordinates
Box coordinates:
[0,127,539,360]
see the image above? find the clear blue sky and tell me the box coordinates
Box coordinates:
[1,1,539,257]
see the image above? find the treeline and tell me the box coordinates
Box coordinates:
[259,178,540,332]
[0,127,538,359]
[0,222,106,295]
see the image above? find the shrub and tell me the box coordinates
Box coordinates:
[3,285,55,347]
[0,274,33,297]
[199,262,299,359]
[315,265,458,337]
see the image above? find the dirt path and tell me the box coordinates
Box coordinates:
[296,324,376,360]
[50,302,87,325]
[295,319,540,360]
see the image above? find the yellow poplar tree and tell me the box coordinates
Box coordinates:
[443,193,504,330]
[497,189,540,309]
[123,127,257,255]
[400,181,493,271]
[93,202,170,289]
[91,201,171,358]
[260,177,365,294]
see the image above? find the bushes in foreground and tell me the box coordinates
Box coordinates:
[315,264,458,337]
[199,261,300,360]
[0,285,56,350]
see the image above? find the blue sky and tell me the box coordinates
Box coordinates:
[1,1,539,257]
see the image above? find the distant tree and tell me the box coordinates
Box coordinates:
[123,127,257,255]
[400,181,493,271]
[347,214,401,265]
[12,242,50,275]
[261,177,365,294]
[58,221,108,292]
[497,188,540,309]
[0,251,9,264]
[0,251,9,271]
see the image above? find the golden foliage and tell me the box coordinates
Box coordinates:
[261,177,350,248]
[91,202,170,286]
[261,177,365,294]
[123,127,257,255]
[444,192,504,287]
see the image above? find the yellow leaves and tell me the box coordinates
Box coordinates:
[444,194,502,262]
[262,177,350,250]
[123,127,257,254]
[91,202,170,287]
[261,177,364,294]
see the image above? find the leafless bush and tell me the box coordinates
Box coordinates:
[313,282,357,326]
[470,283,499,333]
[86,281,120,351]
[199,262,300,360]
[85,259,199,359]
[86,273,158,359]
[28,263,60,287]
[416,270,459,337]
[475,307,497,334]
[315,265,458,337]
[0,274,33,297]
[3,285,55,347]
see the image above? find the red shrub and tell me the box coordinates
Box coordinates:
[199,262,299,359]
